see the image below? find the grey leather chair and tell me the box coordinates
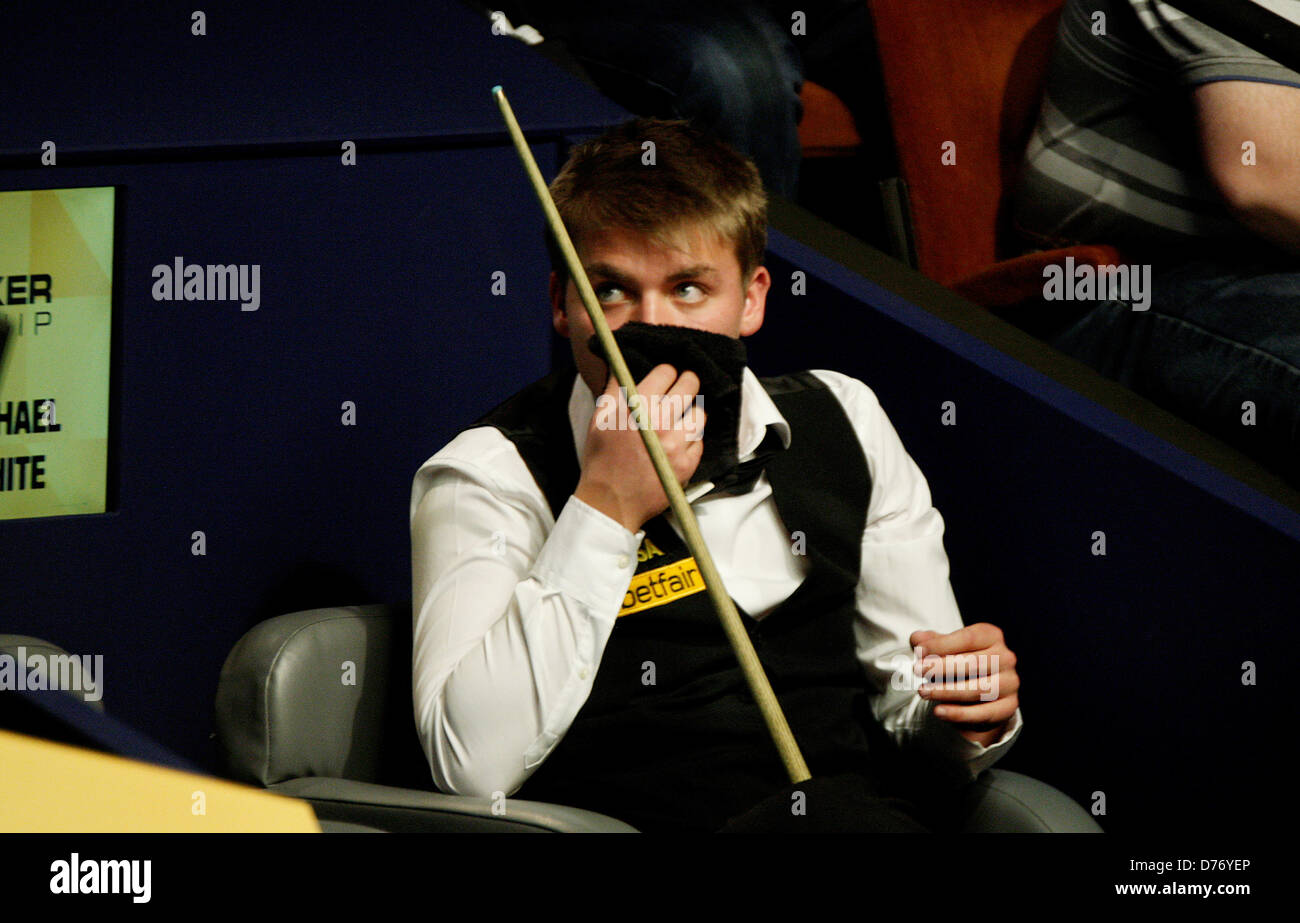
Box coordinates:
[216,604,635,831]
[215,605,1102,832]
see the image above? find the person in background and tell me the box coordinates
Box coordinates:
[1011,0,1300,484]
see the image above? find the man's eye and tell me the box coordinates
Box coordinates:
[595,285,627,304]
[675,283,705,301]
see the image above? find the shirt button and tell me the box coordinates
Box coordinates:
[578,668,589,680]
[616,554,630,569]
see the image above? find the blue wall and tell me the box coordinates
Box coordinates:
[2,0,1294,834]
[751,231,1299,832]
[0,0,625,769]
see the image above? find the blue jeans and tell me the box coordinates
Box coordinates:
[1050,255,1300,485]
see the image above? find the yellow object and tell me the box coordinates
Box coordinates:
[620,557,707,616]
[0,187,115,521]
[0,728,321,832]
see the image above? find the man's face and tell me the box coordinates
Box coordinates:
[549,223,770,396]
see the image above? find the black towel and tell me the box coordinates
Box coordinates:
[588,322,747,485]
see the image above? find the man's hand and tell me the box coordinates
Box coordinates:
[574,364,706,532]
[910,624,1019,748]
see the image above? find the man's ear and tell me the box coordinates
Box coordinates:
[549,271,570,338]
[739,265,770,337]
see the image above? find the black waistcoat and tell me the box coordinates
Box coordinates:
[474,366,895,831]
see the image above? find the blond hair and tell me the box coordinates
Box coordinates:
[546,118,767,285]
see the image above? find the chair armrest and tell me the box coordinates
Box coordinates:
[277,771,1097,833]
[960,769,1103,832]
[798,80,863,157]
[950,246,1123,307]
[270,777,639,833]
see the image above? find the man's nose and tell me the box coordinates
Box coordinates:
[631,294,670,325]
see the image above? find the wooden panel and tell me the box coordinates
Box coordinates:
[0,729,321,832]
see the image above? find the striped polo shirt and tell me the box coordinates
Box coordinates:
[1010,0,1300,259]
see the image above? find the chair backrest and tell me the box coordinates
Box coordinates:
[867,0,1065,284]
[215,604,430,789]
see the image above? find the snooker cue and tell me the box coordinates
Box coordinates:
[493,85,812,785]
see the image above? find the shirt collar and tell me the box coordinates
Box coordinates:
[569,367,791,464]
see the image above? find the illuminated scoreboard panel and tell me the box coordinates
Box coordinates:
[0,187,114,520]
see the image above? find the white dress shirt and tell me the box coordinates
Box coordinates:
[410,367,1022,798]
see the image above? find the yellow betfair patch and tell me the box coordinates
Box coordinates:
[620,556,706,616]
[637,536,665,563]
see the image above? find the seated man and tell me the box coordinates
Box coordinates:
[477,1,883,199]
[410,118,1022,832]
[1010,0,1300,484]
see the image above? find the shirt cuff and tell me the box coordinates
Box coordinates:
[529,494,643,619]
[949,707,1024,777]
[907,700,1024,779]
